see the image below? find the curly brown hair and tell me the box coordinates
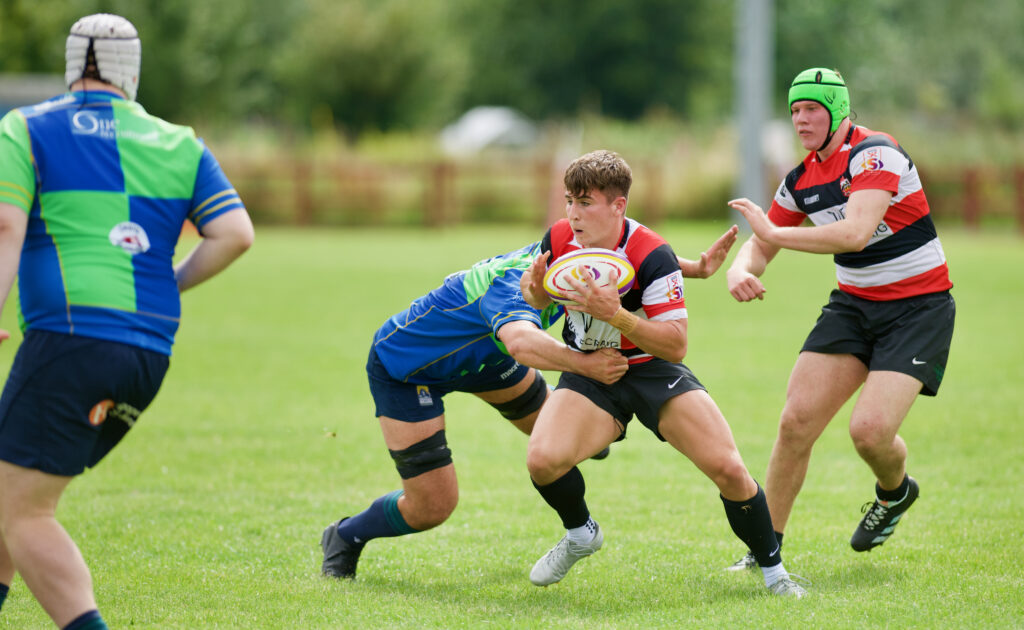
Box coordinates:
[563,150,632,201]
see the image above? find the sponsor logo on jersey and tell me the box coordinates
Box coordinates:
[417,386,433,407]
[72,110,118,139]
[665,273,683,302]
[859,148,884,172]
[803,194,820,204]
[109,221,151,255]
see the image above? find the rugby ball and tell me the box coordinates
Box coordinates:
[542,248,636,305]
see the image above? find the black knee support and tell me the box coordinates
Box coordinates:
[488,370,548,420]
[389,429,453,479]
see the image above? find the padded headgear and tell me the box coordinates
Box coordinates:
[65,13,141,101]
[788,68,850,134]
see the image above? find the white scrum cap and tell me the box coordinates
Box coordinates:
[65,13,141,100]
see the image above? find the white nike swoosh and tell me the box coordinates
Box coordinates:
[911,358,926,365]
[769,545,780,558]
[667,375,684,389]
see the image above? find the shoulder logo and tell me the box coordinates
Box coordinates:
[859,148,884,172]
[109,222,151,255]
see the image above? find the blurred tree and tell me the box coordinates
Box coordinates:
[452,0,732,121]
[271,0,468,136]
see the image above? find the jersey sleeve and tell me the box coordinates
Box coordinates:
[636,243,687,321]
[187,144,246,233]
[848,138,904,195]
[480,269,548,334]
[766,178,806,227]
[0,110,36,213]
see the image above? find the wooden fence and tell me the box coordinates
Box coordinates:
[220,155,1024,233]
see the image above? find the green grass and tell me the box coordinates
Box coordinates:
[1,222,1022,628]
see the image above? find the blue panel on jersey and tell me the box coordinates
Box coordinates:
[17,204,68,334]
[28,105,125,194]
[129,196,187,327]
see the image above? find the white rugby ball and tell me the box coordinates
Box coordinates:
[542,248,636,305]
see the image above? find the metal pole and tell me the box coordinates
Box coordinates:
[733,0,774,226]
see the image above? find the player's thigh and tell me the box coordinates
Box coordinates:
[0,460,73,521]
[849,370,922,443]
[528,388,620,468]
[378,414,445,451]
[657,389,745,477]
[782,351,867,432]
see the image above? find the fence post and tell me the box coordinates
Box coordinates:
[1015,167,1024,235]
[294,159,313,225]
[963,168,980,230]
[426,161,452,227]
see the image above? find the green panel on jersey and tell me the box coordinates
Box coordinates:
[40,190,136,310]
[0,111,35,211]
[114,103,202,199]
[462,247,535,302]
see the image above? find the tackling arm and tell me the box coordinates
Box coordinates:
[497,320,628,385]
[0,203,28,344]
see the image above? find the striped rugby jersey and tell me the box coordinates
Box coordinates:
[0,90,245,355]
[767,125,952,300]
[542,217,686,364]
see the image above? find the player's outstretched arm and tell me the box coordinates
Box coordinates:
[497,320,628,384]
[677,224,739,279]
[175,209,254,292]
[0,203,28,345]
[520,251,553,309]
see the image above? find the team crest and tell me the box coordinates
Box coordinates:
[109,221,151,255]
[417,386,433,407]
[840,176,852,197]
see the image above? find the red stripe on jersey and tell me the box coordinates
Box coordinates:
[767,203,807,227]
[546,220,578,260]
[881,189,930,233]
[839,263,952,301]
[850,169,899,194]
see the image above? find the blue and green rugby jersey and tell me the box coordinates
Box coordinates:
[0,90,245,355]
[373,242,564,384]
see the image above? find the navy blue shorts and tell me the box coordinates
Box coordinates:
[556,359,705,441]
[0,330,169,476]
[366,345,531,421]
[802,289,955,396]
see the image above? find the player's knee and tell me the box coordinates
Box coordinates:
[389,429,453,480]
[526,443,573,484]
[706,454,751,496]
[777,408,820,448]
[488,371,547,421]
[849,420,889,455]
[404,489,458,530]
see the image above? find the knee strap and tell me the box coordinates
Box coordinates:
[489,370,548,420]
[389,429,452,479]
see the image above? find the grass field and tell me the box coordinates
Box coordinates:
[1,222,1022,629]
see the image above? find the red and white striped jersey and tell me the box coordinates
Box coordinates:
[767,125,952,301]
[542,218,686,364]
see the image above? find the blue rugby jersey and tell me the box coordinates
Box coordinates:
[0,90,245,355]
[372,243,564,384]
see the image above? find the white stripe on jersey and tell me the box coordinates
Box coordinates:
[835,238,947,288]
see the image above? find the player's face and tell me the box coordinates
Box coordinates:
[791,100,831,151]
[565,189,626,249]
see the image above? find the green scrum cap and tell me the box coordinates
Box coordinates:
[788,68,850,134]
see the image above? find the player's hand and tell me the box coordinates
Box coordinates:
[565,266,621,321]
[579,347,629,384]
[727,268,766,302]
[728,198,778,244]
[693,224,739,278]
[521,251,552,309]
